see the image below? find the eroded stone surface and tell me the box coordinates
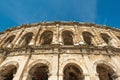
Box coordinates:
[0,22,120,80]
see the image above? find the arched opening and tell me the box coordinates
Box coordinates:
[82,32,93,46]
[63,63,84,80]
[0,65,17,80]
[100,33,111,44]
[62,31,74,45]
[28,63,49,80]
[40,31,53,45]
[20,32,33,46]
[97,64,116,80]
[3,35,16,47]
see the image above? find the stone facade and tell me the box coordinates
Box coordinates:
[0,22,120,80]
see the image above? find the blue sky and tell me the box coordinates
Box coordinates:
[0,0,120,32]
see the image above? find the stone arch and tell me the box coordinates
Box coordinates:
[94,60,118,80]
[0,61,19,68]
[100,33,111,44]
[60,28,75,35]
[60,59,88,76]
[39,30,53,45]
[19,32,33,47]
[59,28,76,44]
[63,63,84,80]
[3,35,16,47]
[62,30,74,45]
[0,61,19,80]
[28,63,49,80]
[38,28,54,35]
[82,31,94,46]
[26,59,52,80]
[27,59,52,72]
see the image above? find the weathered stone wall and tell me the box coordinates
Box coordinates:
[0,22,120,80]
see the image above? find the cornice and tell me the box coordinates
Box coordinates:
[0,21,120,34]
[0,45,120,56]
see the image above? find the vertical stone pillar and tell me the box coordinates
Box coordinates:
[92,27,105,46]
[76,26,85,45]
[73,33,79,45]
[12,30,24,48]
[29,27,40,46]
[72,25,79,45]
[14,30,25,47]
[35,32,42,46]
[14,37,22,47]
[34,27,41,46]
[58,74,63,80]
[35,26,45,46]
[56,24,63,45]
[84,55,99,80]
[108,30,120,47]
[49,54,58,80]
[59,32,63,45]
[13,56,29,80]
[29,32,37,46]
[29,35,36,45]
[19,38,26,47]
[0,32,10,47]
[52,32,58,44]
[52,24,59,44]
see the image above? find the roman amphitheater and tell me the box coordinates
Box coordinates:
[0,21,120,80]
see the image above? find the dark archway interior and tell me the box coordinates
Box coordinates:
[62,31,74,45]
[63,64,84,80]
[0,65,17,80]
[97,64,115,80]
[4,35,16,47]
[29,64,49,80]
[82,32,93,46]
[21,32,33,46]
[5,35,16,44]
[117,36,120,40]
[40,31,53,45]
[100,33,110,44]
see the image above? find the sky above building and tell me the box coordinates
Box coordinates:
[0,0,120,32]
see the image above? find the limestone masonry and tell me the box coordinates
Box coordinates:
[0,21,120,80]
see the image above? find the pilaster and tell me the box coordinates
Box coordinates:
[84,55,99,80]
[109,30,120,47]
[0,32,10,47]
[77,27,85,45]
[92,27,104,46]
[13,56,29,80]
[12,30,24,47]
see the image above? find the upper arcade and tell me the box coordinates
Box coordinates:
[0,21,120,54]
